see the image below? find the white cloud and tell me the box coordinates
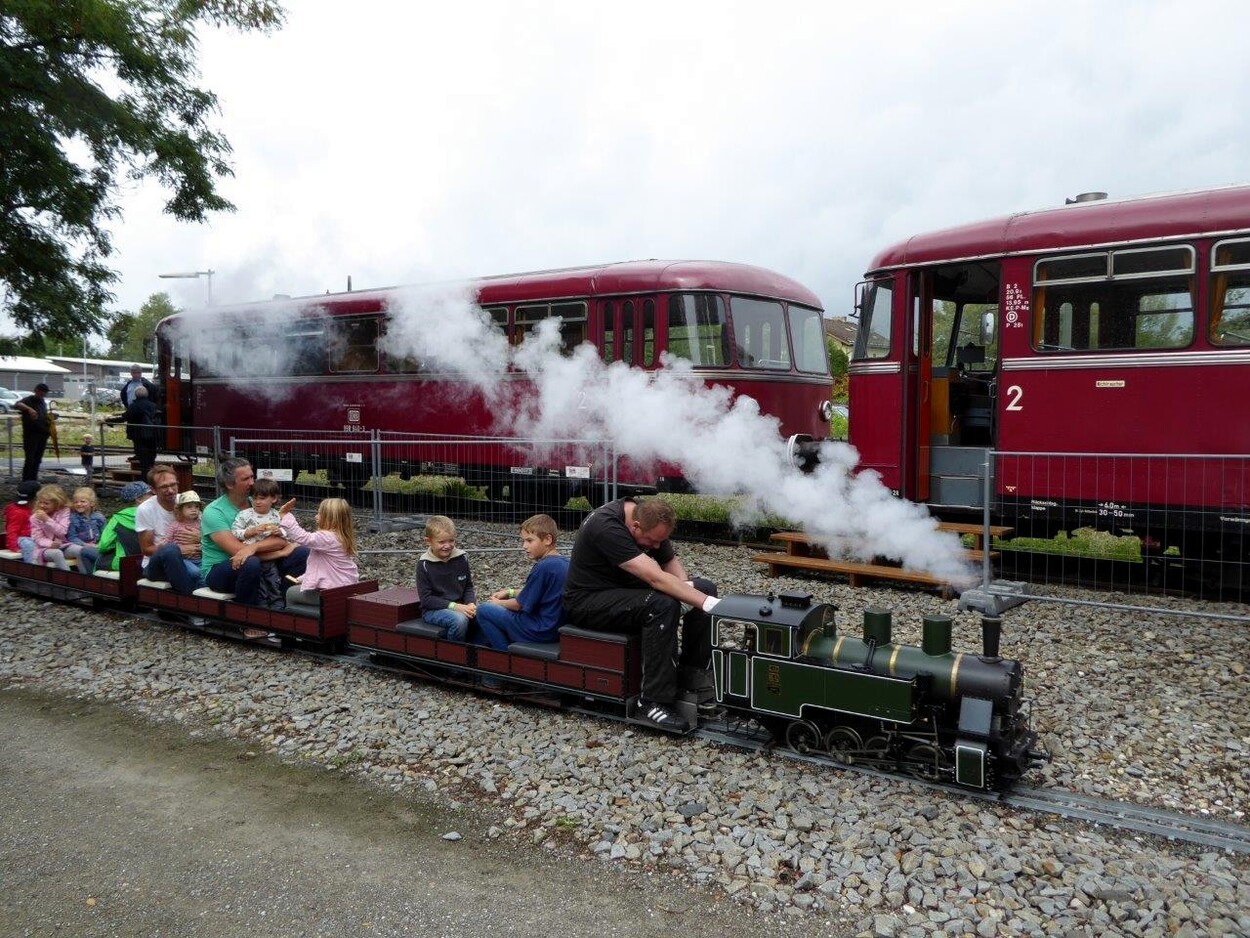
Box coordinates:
[108,0,1250,321]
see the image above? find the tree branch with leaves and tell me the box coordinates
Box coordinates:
[0,0,283,339]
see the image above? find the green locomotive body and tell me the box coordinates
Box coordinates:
[711,592,1045,789]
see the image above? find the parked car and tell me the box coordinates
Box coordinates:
[85,386,121,406]
[0,388,23,413]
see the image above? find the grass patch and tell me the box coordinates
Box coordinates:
[997,527,1144,562]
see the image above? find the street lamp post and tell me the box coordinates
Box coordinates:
[158,268,214,305]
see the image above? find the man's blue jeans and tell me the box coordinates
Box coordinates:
[204,546,308,606]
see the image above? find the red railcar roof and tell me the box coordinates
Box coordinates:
[157,260,822,331]
[865,185,1250,274]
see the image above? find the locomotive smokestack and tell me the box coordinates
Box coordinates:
[980,615,1002,660]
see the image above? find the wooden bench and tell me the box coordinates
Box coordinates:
[753,525,1008,592]
[934,521,1014,552]
[750,552,950,588]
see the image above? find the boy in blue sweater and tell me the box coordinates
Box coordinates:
[475,514,568,650]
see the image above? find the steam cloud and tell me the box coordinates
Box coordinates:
[384,284,973,584]
[168,282,972,582]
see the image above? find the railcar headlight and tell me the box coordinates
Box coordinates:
[818,400,834,422]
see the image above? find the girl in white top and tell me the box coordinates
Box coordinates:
[278,497,359,607]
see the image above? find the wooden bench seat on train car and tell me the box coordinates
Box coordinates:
[556,625,640,697]
[349,587,468,666]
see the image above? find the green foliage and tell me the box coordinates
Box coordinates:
[998,527,1143,562]
[825,338,848,379]
[826,338,848,403]
[0,0,285,336]
[106,292,179,360]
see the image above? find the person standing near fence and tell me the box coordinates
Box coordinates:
[119,364,158,407]
[107,385,159,478]
[14,383,51,482]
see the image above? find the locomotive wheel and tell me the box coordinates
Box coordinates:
[785,720,823,754]
[823,726,862,763]
[904,743,944,781]
[862,735,891,760]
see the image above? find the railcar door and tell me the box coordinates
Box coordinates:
[921,262,1002,510]
[158,332,195,456]
[903,272,934,502]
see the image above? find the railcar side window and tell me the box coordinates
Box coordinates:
[621,301,635,365]
[282,326,325,376]
[642,299,656,366]
[601,301,615,363]
[667,294,729,367]
[328,317,380,373]
[853,279,892,360]
[516,302,588,354]
[1032,246,1195,352]
[732,297,791,370]
[788,304,830,374]
[1211,239,1250,346]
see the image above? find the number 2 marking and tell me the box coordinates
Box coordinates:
[1005,385,1024,411]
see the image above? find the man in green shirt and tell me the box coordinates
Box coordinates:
[201,457,307,605]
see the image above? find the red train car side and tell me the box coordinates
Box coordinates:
[155,260,833,505]
[848,185,1250,566]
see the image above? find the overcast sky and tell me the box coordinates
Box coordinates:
[104,0,1250,321]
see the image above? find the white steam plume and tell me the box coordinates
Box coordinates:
[385,286,973,584]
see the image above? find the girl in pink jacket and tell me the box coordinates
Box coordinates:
[28,484,72,569]
[279,497,359,608]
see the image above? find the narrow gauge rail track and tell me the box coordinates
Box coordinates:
[108,604,1250,857]
[697,725,1250,856]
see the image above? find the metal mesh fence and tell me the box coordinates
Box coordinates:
[987,450,1250,617]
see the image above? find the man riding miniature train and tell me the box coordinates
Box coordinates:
[563,497,718,731]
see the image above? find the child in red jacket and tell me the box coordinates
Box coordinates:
[3,480,39,552]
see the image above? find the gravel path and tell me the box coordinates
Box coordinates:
[1,504,1248,937]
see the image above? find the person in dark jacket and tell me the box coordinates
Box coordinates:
[119,364,158,408]
[107,385,159,478]
[14,383,51,482]
[416,515,477,640]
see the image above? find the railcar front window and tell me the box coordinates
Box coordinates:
[667,294,729,367]
[732,297,790,370]
[1211,239,1250,346]
[1033,246,1195,351]
[788,304,830,374]
[853,280,892,360]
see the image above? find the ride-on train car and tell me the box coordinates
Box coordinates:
[849,185,1250,578]
[0,549,1045,791]
[152,260,834,507]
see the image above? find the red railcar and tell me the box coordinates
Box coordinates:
[849,185,1250,562]
[155,260,832,503]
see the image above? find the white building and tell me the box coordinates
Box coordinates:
[0,356,72,396]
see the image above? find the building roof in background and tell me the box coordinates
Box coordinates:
[823,317,857,346]
[47,356,150,369]
[0,356,71,374]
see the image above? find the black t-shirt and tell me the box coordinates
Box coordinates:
[18,395,49,434]
[564,498,676,598]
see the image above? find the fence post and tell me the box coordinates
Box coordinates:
[213,426,225,498]
[982,451,993,589]
[6,417,13,479]
[371,429,383,527]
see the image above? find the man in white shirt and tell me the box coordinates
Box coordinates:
[136,464,201,594]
